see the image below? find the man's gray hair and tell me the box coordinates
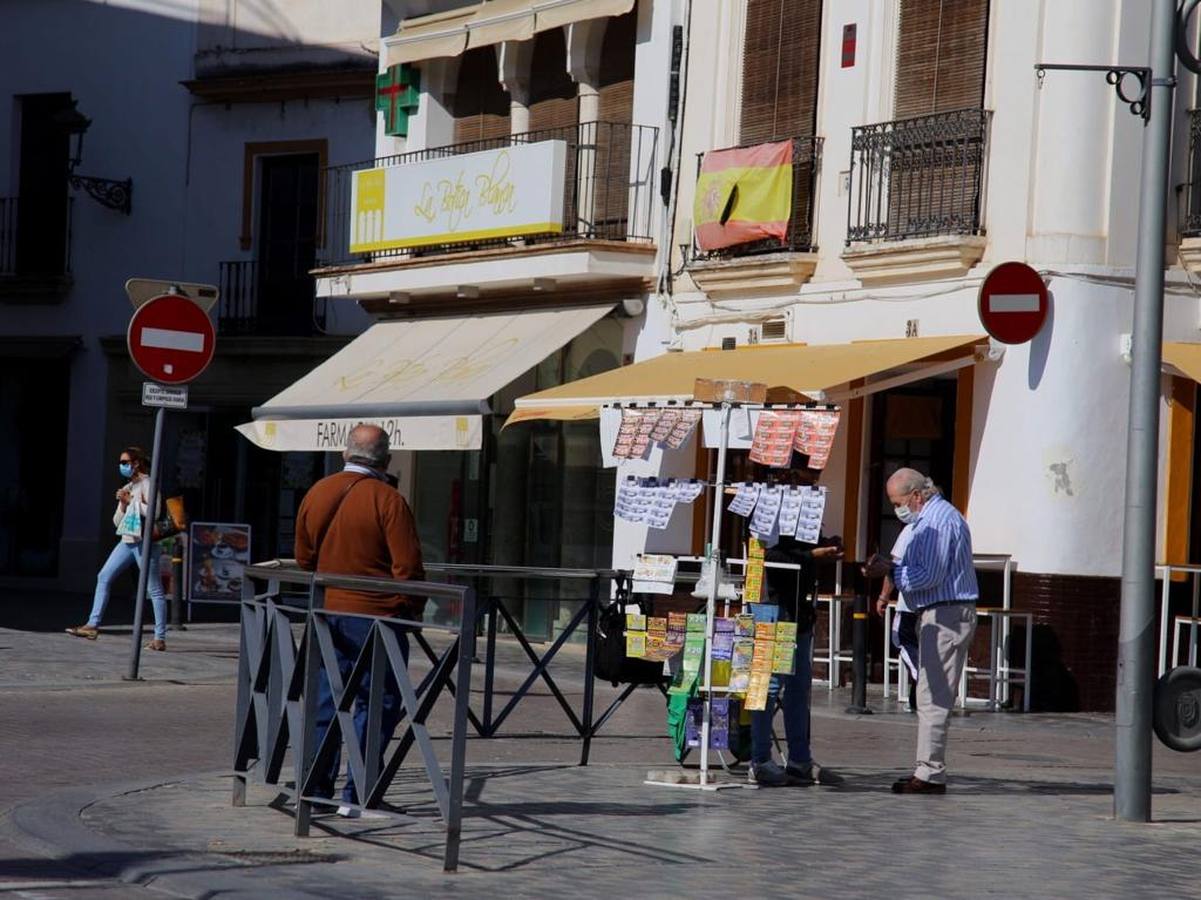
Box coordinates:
[891,467,939,499]
[345,424,390,468]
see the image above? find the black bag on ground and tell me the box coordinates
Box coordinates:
[593,580,665,687]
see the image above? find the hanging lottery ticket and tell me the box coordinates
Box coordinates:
[727,482,762,517]
[613,476,646,523]
[631,409,662,460]
[749,410,799,467]
[665,408,702,450]
[794,409,840,469]
[794,485,828,544]
[777,486,803,537]
[612,409,646,459]
[642,479,677,530]
[669,479,706,504]
[649,408,681,443]
[750,484,783,539]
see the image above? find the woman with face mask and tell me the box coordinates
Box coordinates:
[66,446,170,651]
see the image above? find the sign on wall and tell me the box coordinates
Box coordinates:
[349,140,567,253]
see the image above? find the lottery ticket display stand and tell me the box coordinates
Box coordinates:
[605,392,841,789]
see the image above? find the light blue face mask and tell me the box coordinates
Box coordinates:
[119,462,134,479]
[894,504,916,525]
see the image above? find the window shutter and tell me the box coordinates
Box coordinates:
[452,46,511,143]
[528,29,579,133]
[595,11,637,238]
[894,0,989,119]
[739,0,822,144]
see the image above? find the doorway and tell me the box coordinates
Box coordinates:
[256,153,319,334]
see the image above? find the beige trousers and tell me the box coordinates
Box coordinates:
[915,602,977,784]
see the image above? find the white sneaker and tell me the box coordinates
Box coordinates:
[337,804,391,820]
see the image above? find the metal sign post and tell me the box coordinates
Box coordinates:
[125,405,165,681]
[123,281,217,680]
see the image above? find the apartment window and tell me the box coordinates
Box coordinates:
[7,93,74,278]
[452,46,511,143]
[894,0,989,118]
[739,0,822,144]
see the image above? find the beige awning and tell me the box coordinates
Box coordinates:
[508,334,986,423]
[239,304,614,451]
[468,0,536,49]
[534,0,635,32]
[384,5,479,66]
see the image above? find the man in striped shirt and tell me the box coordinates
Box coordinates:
[865,468,978,794]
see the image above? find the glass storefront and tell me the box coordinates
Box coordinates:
[412,316,623,639]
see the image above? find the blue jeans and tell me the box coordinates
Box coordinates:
[750,630,814,766]
[88,541,167,641]
[313,614,409,805]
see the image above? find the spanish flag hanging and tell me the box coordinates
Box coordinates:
[693,140,793,251]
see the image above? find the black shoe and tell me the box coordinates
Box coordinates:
[891,776,946,795]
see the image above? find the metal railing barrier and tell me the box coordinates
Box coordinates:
[231,563,475,872]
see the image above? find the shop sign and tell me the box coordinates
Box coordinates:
[348,140,567,253]
[188,522,251,602]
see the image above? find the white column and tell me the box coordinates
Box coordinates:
[1028,0,1119,264]
[499,40,533,135]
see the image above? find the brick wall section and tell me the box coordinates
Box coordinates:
[1012,572,1121,713]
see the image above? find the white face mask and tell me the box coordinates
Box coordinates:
[894,504,916,524]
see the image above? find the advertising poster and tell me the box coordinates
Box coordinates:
[188,522,251,602]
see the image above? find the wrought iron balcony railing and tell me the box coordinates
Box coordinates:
[690,136,823,261]
[218,259,327,336]
[847,108,991,244]
[1180,109,1201,238]
[0,195,73,278]
[318,120,659,268]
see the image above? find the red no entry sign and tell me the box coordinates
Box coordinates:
[978,262,1049,345]
[127,293,216,384]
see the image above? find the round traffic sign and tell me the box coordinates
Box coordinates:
[127,293,216,385]
[977,262,1049,345]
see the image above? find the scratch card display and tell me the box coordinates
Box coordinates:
[793,486,827,544]
[794,409,840,469]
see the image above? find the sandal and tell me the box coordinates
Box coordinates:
[66,625,99,640]
[143,639,166,652]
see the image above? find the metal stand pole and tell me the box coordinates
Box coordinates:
[126,405,165,681]
[698,402,731,787]
[846,593,872,714]
[1115,0,1175,823]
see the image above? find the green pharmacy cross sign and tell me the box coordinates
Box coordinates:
[376,64,420,137]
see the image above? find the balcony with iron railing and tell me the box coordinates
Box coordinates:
[218,259,327,337]
[1179,109,1201,241]
[313,120,659,309]
[685,136,823,298]
[843,108,991,285]
[0,195,74,299]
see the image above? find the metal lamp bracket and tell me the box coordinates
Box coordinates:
[68,173,132,215]
[1034,63,1153,121]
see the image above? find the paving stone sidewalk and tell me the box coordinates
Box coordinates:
[1,621,1199,898]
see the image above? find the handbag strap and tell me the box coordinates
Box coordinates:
[312,476,369,567]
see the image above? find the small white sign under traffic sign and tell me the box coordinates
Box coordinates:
[142,382,189,409]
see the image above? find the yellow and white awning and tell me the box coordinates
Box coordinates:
[508,334,987,424]
[238,304,614,452]
[385,0,635,65]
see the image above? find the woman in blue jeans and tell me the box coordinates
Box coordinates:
[66,446,169,650]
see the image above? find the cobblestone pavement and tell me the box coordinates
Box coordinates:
[0,620,1199,898]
